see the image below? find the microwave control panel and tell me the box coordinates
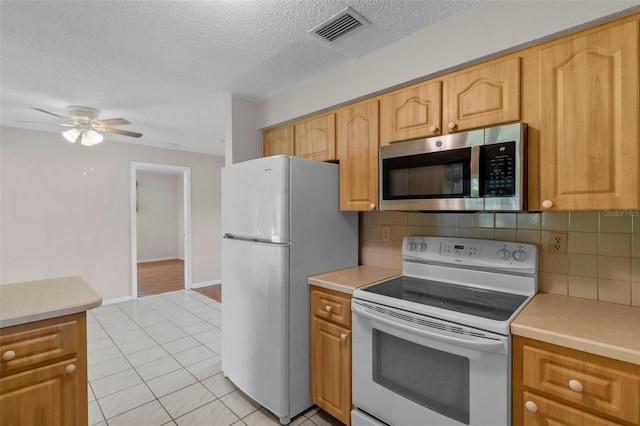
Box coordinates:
[483,141,515,197]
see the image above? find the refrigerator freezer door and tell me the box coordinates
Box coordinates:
[222,156,290,243]
[221,238,290,419]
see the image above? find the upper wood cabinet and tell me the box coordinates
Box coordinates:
[294,113,337,161]
[380,57,520,146]
[380,80,442,146]
[336,99,379,211]
[263,125,294,157]
[444,57,521,133]
[537,20,639,211]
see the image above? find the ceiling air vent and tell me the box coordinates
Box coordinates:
[309,6,371,42]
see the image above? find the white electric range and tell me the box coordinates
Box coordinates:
[351,236,538,426]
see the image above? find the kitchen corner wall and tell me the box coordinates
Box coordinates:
[361,211,640,307]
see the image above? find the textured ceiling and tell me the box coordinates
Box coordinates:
[0,0,478,156]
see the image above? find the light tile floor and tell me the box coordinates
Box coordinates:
[87,290,342,426]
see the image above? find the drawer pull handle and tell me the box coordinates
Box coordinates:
[525,401,538,413]
[2,350,16,361]
[569,379,583,392]
[65,364,76,374]
[325,305,332,312]
[340,333,347,341]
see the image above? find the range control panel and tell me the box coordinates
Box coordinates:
[402,236,538,273]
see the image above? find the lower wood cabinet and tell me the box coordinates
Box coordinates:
[0,313,88,426]
[310,286,352,425]
[513,335,640,426]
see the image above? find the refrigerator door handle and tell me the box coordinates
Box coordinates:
[223,234,289,245]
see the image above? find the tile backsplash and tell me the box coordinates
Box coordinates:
[360,211,640,307]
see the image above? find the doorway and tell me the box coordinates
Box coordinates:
[130,162,192,298]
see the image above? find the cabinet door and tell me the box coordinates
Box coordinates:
[380,80,442,145]
[337,99,379,211]
[522,392,620,426]
[294,113,336,161]
[311,317,351,426]
[263,125,294,157]
[538,21,639,211]
[0,358,79,426]
[444,57,520,133]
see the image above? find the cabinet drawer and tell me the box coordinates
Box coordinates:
[522,391,619,426]
[311,287,351,328]
[522,345,640,424]
[1,320,78,376]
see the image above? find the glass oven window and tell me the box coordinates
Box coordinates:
[372,329,470,424]
[382,148,471,199]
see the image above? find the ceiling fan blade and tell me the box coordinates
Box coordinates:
[14,120,74,126]
[94,118,131,127]
[31,107,67,120]
[101,126,143,138]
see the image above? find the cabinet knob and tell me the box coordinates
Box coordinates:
[2,350,16,361]
[542,200,553,209]
[429,125,438,134]
[65,364,76,374]
[340,333,347,341]
[525,400,538,413]
[568,379,584,392]
[448,122,457,131]
[325,305,332,312]
[369,203,375,210]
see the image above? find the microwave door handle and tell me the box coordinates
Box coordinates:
[352,302,507,353]
[470,146,480,198]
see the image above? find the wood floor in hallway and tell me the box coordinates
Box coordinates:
[137,259,184,297]
[193,284,222,303]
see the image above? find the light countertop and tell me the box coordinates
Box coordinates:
[308,265,402,294]
[0,276,102,328]
[512,293,640,365]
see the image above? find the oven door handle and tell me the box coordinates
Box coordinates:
[352,302,507,353]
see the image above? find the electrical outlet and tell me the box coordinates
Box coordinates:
[382,226,391,242]
[549,232,568,255]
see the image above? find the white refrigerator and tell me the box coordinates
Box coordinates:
[221,156,358,425]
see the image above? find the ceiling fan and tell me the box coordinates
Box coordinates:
[30,105,143,146]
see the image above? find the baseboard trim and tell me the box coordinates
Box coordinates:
[102,296,134,305]
[137,257,179,263]
[190,279,221,289]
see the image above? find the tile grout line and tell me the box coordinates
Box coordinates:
[89,290,238,425]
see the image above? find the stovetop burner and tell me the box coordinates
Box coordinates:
[363,276,528,321]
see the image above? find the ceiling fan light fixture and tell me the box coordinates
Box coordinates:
[62,128,81,143]
[62,127,103,146]
[81,129,103,146]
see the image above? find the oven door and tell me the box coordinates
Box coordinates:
[352,300,510,426]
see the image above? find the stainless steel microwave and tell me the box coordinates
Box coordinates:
[379,123,527,211]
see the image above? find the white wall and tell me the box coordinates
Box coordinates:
[136,171,180,262]
[255,1,639,129]
[225,94,262,165]
[0,126,225,301]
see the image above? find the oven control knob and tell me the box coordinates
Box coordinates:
[408,241,417,251]
[525,401,538,413]
[512,249,527,262]
[418,242,428,252]
[497,248,511,260]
